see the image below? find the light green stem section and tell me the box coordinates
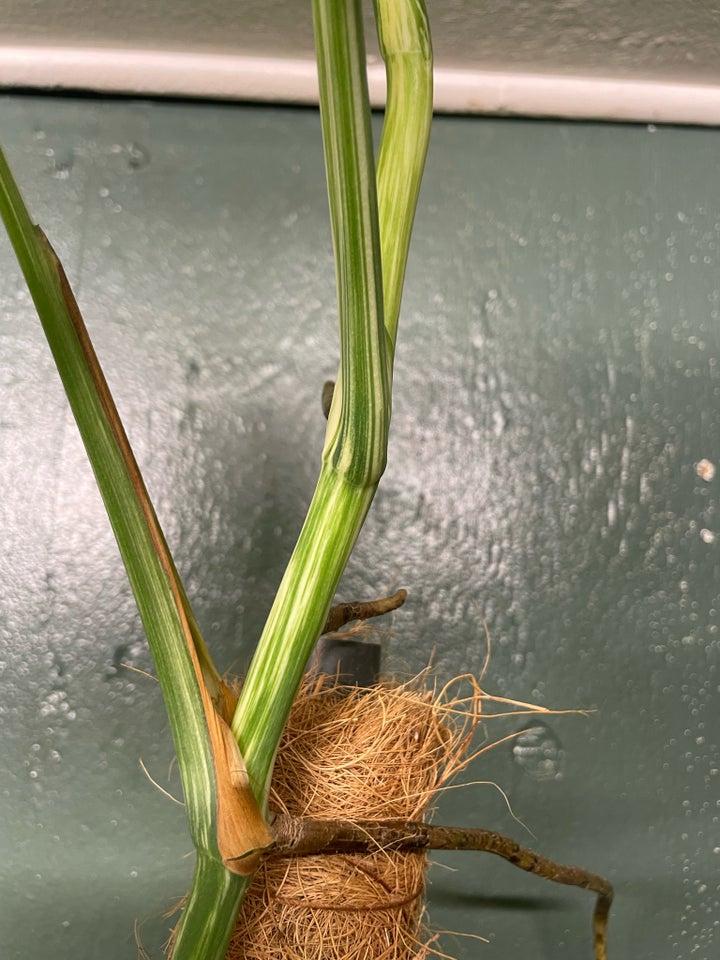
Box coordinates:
[170,857,250,959]
[375,0,433,348]
[312,0,390,489]
[231,0,433,808]
[231,0,386,796]
[231,466,375,798]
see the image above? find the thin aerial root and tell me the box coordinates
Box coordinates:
[134,919,150,960]
[322,589,408,635]
[423,824,612,960]
[138,757,185,806]
[269,816,612,960]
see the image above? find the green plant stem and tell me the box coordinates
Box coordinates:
[374,0,433,348]
[170,857,250,959]
[231,0,387,801]
[232,0,433,814]
[231,468,375,799]
[313,0,391,489]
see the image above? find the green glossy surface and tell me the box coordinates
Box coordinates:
[0,96,718,959]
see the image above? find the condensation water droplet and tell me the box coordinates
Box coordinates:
[126,142,150,170]
[700,529,716,544]
[512,723,565,781]
[607,499,617,527]
[51,149,74,180]
[492,405,507,437]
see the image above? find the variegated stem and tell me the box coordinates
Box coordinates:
[169,856,251,959]
[374,0,433,350]
[230,0,385,798]
[231,467,376,800]
[231,0,433,808]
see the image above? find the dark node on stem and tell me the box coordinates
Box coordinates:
[321,379,335,419]
[269,815,613,960]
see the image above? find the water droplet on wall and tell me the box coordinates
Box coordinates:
[126,142,150,171]
[51,149,74,180]
[512,722,565,781]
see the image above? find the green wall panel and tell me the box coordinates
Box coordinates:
[0,95,718,958]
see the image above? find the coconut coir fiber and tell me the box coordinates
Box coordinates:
[226,673,482,960]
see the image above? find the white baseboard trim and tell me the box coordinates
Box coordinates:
[1,45,719,126]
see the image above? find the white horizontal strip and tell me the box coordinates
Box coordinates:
[2,45,720,126]
[441,69,720,126]
[0,47,323,104]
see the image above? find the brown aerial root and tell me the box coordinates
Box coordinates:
[321,589,407,635]
[224,673,612,960]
